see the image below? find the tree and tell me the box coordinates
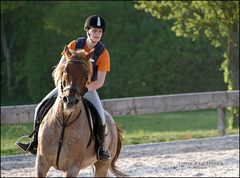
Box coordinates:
[1,2,58,104]
[1,2,25,96]
[0,1,226,106]
[135,1,239,128]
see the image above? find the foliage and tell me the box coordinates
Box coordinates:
[135,0,239,127]
[135,1,239,47]
[1,1,226,106]
[135,1,239,89]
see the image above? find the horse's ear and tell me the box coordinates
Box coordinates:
[63,45,72,58]
[86,49,94,61]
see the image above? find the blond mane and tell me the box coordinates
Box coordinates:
[52,64,65,86]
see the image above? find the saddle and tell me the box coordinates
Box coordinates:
[82,99,106,151]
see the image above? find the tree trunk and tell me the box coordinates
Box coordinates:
[1,16,12,95]
[227,21,239,128]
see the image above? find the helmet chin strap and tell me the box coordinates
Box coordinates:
[87,33,97,48]
[86,38,96,49]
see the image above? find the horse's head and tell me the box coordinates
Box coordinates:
[52,46,94,110]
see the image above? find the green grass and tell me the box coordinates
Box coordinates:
[114,109,239,144]
[1,109,239,156]
[1,123,34,156]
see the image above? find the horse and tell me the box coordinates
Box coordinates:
[35,46,125,177]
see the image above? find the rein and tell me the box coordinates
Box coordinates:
[55,58,89,169]
[55,105,82,169]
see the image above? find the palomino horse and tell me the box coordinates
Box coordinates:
[35,46,124,177]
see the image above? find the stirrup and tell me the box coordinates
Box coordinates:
[15,135,34,152]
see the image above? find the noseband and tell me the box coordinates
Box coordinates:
[60,59,88,97]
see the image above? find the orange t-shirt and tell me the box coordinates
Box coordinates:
[67,40,110,72]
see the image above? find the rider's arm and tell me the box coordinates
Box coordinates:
[86,71,106,91]
[86,48,110,91]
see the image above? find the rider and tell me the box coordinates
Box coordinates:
[16,15,111,160]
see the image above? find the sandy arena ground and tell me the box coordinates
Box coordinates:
[1,135,239,177]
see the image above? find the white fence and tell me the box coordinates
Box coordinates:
[1,90,239,135]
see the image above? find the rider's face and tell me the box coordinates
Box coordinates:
[87,28,103,43]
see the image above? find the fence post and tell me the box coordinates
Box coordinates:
[217,107,226,136]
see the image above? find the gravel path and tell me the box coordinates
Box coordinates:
[1,135,239,177]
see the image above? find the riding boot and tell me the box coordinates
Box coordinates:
[96,125,111,160]
[16,129,38,155]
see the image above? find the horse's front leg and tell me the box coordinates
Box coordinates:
[63,161,80,177]
[35,155,50,177]
[94,160,111,177]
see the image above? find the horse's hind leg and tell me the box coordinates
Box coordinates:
[35,155,50,177]
[94,160,111,177]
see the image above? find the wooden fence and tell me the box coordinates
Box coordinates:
[1,90,239,136]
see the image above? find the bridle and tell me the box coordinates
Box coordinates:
[56,58,89,169]
[60,59,89,98]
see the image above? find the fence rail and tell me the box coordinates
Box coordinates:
[1,90,239,136]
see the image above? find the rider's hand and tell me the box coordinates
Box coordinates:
[82,87,88,95]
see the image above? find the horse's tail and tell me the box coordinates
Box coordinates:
[110,123,126,177]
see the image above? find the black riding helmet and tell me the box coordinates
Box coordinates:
[84,15,106,32]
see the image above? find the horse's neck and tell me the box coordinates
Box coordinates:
[51,98,62,119]
[52,98,84,124]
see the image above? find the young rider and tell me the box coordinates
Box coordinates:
[16,15,111,160]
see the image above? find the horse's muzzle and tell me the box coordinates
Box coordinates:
[62,96,79,107]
